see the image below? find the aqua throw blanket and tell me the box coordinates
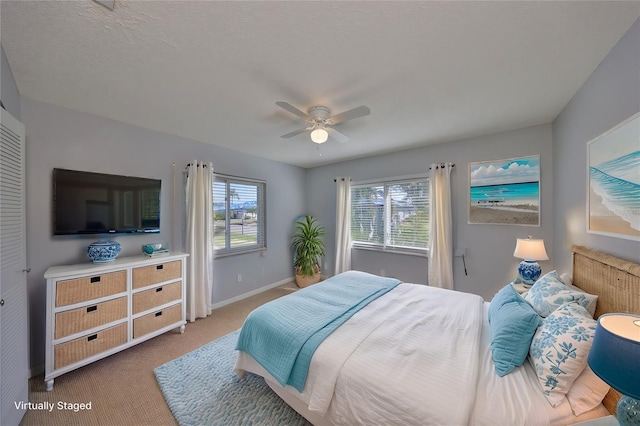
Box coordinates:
[235,270,401,391]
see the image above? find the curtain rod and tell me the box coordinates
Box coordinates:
[429,162,455,170]
[184,162,209,178]
[185,163,209,169]
[333,177,352,182]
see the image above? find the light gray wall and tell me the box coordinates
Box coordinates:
[21,98,306,371]
[1,44,21,119]
[553,18,640,272]
[306,124,554,301]
[12,16,640,377]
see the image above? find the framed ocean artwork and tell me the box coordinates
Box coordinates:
[587,112,640,241]
[468,155,540,226]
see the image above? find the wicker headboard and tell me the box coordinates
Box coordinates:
[571,245,640,416]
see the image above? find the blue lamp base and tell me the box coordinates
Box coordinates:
[518,260,542,284]
[618,395,640,426]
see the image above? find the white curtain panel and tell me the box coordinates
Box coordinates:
[185,161,214,321]
[334,177,352,275]
[428,163,454,289]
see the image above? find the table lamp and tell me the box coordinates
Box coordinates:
[513,236,548,284]
[588,313,640,426]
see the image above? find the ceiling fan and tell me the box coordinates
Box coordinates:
[276,101,370,144]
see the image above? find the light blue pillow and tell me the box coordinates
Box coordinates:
[524,271,596,318]
[489,284,542,377]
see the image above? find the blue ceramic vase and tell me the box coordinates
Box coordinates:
[87,240,121,263]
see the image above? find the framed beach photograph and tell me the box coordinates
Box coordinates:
[587,112,640,241]
[468,155,540,225]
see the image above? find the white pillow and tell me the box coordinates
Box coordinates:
[529,302,597,407]
[524,270,597,317]
[560,273,598,317]
[566,365,610,416]
[560,273,572,286]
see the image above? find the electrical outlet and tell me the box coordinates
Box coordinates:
[454,248,466,257]
[236,274,242,283]
[380,269,386,277]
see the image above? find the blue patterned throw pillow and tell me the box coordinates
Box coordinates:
[528,302,597,407]
[524,271,596,318]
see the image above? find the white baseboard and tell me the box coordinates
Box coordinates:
[209,276,295,310]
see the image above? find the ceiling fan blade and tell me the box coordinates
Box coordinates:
[281,127,312,138]
[330,105,371,124]
[276,101,310,120]
[328,127,350,143]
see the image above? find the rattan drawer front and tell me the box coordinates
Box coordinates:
[133,303,182,339]
[56,271,126,307]
[55,297,127,340]
[133,281,182,314]
[54,323,127,369]
[132,261,182,289]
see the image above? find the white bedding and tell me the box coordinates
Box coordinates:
[235,283,609,425]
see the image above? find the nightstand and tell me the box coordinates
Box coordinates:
[510,278,532,295]
[570,415,619,426]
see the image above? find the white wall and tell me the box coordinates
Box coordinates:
[306,124,554,301]
[1,45,20,119]
[21,98,306,371]
[553,18,640,271]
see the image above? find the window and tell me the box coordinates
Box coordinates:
[351,176,429,253]
[212,175,266,256]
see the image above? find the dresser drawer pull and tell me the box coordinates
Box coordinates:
[90,276,101,283]
[155,287,163,293]
[155,311,163,317]
[86,305,97,313]
[87,334,98,342]
[156,265,164,270]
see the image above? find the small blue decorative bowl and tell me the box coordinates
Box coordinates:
[87,240,121,263]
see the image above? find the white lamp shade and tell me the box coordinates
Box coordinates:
[513,238,548,261]
[310,128,328,144]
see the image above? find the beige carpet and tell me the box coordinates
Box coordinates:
[21,283,298,426]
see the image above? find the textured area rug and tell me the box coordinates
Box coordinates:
[154,330,310,426]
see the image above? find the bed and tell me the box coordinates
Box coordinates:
[234,245,640,425]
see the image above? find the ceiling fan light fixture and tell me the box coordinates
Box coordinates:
[310,128,328,144]
[277,101,370,144]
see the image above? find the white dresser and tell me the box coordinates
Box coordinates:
[44,253,188,391]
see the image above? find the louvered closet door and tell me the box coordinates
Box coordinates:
[0,108,28,426]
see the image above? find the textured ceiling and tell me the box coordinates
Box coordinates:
[1,1,639,168]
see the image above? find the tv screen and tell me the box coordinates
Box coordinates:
[53,168,161,235]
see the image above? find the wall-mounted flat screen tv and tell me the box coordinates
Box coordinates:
[53,168,161,236]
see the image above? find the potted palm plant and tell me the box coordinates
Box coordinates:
[291,215,325,287]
